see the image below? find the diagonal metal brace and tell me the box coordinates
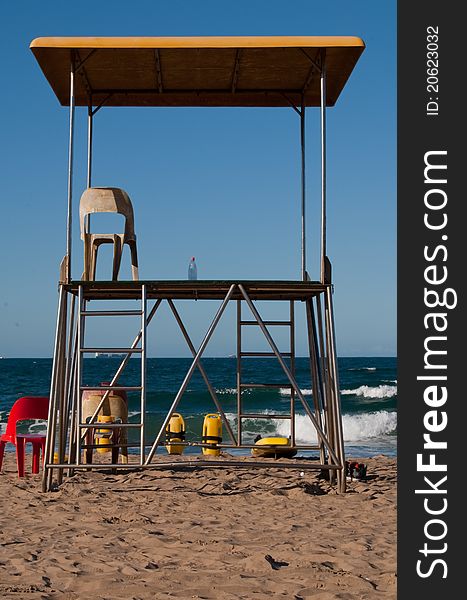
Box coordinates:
[167,299,237,445]
[238,284,340,465]
[145,285,237,464]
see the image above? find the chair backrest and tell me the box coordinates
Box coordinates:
[79,187,136,240]
[5,396,49,436]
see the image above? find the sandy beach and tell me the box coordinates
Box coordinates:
[0,453,396,599]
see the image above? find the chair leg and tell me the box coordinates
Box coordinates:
[32,442,41,474]
[91,242,99,281]
[0,440,6,471]
[111,428,120,466]
[129,241,139,281]
[16,438,26,477]
[112,236,123,281]
[85,429,93,464]
[83,238,91,281]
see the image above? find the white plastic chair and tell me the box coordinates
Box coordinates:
[79,187,139,281]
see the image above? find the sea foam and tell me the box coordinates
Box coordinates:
[341,384,397,399]
[275,411,397,444]
[225,410,397,444]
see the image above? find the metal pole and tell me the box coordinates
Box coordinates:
[66,57,76,283]
[51,460,341,472]
[300,97,306,281]
[45,288,68,490]
[320,55,327,284]
[238,285,339,465]
[145,285,236,465]
[315,294,329,411]
[75,285,84,465]
[56,292,69,485]
[85,101,93,234]
[323,293,340,486]
[237,300,242,445]
[66,327,79,475]
[60,294,76,467]
[42,285,66,492]
[326,287,346,492]
[140,285,147,465]
[167,299,236,445]
[87,102,93,189]
[290,300,296,446]
[305,298,326,465]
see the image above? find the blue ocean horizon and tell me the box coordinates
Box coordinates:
[0,356,397,458]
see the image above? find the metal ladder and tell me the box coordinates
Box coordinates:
[74,283,148,465]
[236,299,297,446]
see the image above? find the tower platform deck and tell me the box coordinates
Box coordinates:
[66,280,328,301]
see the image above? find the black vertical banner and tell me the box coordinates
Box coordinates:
[398,3,464,598]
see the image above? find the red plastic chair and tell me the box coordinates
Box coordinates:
[0,396,49,477]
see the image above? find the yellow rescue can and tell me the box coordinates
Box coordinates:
[202,413,222,456]
[165,413,186,455]
[95,415,115,453]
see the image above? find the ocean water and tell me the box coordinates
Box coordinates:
[0,357,396,458]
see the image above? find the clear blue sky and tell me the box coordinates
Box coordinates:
[0,0,396,358]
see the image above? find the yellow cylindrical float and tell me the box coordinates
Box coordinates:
[95,415,115,453]
[165,413,186,455]
[81,385,128,464]
[202,413,222,456]
[53,452,69,464]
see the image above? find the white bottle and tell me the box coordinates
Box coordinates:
[188,256,197,280]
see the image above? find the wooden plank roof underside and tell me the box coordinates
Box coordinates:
[30,36,365,108]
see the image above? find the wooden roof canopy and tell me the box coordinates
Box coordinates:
[30,36,365,108]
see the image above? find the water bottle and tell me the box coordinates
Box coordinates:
[188,256,197,280]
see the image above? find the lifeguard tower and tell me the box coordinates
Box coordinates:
[30,36,365,493]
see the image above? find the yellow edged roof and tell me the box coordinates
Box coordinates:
[30,36,365,107]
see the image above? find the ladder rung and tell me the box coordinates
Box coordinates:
[81,310,143,317]
[239,413,291,420]
[240,320,291,326]
[239,383,292,389]
[240,351,292,357]
[80,386,142,391]
[80,348,142,354]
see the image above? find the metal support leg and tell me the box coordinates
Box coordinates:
[320,55,327,284]
[140,285,147,465]
[325,287,346,492]
[315,292,335,468]
[236,300,242,445]
[42,285,67,492]
[290,300,296,446]
[65,61,75,284]
[56,292,72,485]
[305,298,326,465]
[300,99,307,281]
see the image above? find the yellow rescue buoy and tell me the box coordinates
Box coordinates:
[165,413,186,455]
[202,413,222,456]
[95,415,115,453]
[251,436,297,459]
[81,385,128,464]
[53,452,69,464]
